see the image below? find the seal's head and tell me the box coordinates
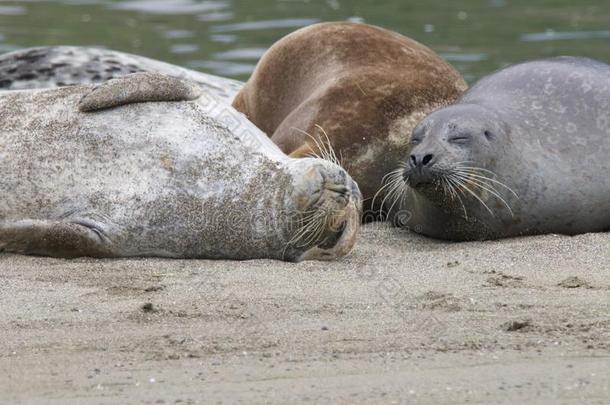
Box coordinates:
[402,104,509,204]
[282,158,362,262]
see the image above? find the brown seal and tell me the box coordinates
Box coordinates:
[233,22,467,213]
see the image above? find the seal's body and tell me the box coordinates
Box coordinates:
[233,22,467,208]
[0,46,242,103]
[0,74,361,261]
[396,57,610,240]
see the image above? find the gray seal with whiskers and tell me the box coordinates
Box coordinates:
[0,73,361,261]
[392,57,610,240]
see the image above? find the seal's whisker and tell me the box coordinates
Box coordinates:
[445,179,467,219]
[299,221,324,246]
[379,181,400,213]
[288,211,326,245]
[367,163,408,219]
[459,174,518,201]
[315,125,341,167]
[380,181,401,212]
[283,217,323,256]
[287,222,314,246]
[445,176,469,219]
[381,174,406,215]
[291,219,323,247]
[291,127,325,157]
[444,177,458,200]
[450,173,495,216]
[305,209,341,247]
[371,181,395,209]
[454,171,503,193]
[296,207,328,219]
[386,180,408,215]
[297,213,324,226]
[297,124,338,167]
[291,126,337,166]
[386,177,403,205]
[371,167,404,210]
[311,216,331,244]
[454,161,496,173]
[454,173,515,216]
[440,176,454,201]
[449,175,495,216]
[454,169,519,198]
[289,204,347,248]
[315,134,336,165]
[455,165,513,186]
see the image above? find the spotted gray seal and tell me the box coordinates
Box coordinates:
[0,73,361,261]
[0,46,242,103]
[391,57,610,240]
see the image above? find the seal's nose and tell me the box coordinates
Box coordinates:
[405,152,437,185]
[409,153,435,169]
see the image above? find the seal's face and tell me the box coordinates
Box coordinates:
[403,105,504,204]
[283,159,362,262]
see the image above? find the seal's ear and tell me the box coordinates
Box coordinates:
[78,72,202,112]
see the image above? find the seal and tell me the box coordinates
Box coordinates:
[0,46,242,103]
[232,22,467,211]
[392,56,610,240]
[0,73,362,261]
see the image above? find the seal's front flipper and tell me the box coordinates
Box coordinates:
[78,72,202,112]
[0,219,116,258]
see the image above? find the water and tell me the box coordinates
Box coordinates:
[1,0,609,83]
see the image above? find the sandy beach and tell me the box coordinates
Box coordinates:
[1,222,609,404]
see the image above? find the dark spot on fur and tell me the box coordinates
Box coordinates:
[141,302,158,313]
[7,68,17,74]
[15,50,45,63]
[92,74,102,81]
[16,73,38,81]
[52,63,69,69]
[0,79,13,88]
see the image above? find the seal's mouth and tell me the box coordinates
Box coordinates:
[404,166,447,190]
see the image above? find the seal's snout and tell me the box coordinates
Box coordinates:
[406,151,439,186]
[300,175,361,262]
[288,160,362,262]
[403,152,437,186]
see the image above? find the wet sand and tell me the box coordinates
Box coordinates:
[1,223,609,404]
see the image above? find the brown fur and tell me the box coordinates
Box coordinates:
[233,22,467,211]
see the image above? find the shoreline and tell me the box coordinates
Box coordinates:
[1,223,609,403]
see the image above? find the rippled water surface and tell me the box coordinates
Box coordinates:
[1,0,610,82]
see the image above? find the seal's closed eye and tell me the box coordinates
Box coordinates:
[78,72,202,112]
